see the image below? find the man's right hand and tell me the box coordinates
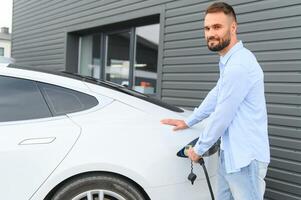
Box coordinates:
[160,119,189,131]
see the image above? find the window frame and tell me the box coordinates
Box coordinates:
[79,25,157,92]
[0,47,4,56]
[65,13,164,99]
[102,28,133,87]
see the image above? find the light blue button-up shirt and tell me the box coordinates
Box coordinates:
[185,41,270,173]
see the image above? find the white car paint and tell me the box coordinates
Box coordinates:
[0,63,218,200]
[0,117,81,200]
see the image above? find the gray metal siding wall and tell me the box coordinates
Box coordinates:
[12,0,174,70]
[12,0,301,199]
[162,0,301,200]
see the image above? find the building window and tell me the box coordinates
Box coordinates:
[77,22,159,96]
[0,47,4,56]
[78,34,101,78]
[134,24,159,95]
[105,31,131,86]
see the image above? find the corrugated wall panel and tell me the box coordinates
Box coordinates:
[12,0,174,69]
[12,0,301,199]
[162,1,301,200]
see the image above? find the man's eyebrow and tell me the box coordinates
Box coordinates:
[204,23,222,28]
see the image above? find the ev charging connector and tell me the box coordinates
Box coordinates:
[177,138,219,200]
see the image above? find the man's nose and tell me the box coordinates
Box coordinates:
[205,29,215,39]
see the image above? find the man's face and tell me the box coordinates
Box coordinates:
[204,12,235,52]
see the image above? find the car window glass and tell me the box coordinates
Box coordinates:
[38,82,98,116]
[0,76,52,122]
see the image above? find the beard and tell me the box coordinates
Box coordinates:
[206,34,231,52]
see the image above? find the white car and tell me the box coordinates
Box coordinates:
[0,61,218,200]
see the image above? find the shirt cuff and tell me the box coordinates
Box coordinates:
[184,116,199,127]
[193,146,204,156]
[193,137,210,156]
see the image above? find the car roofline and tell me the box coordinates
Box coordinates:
[7,64,184,113]
[7,64,124,88]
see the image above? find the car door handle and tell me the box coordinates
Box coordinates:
[19,137,56,145]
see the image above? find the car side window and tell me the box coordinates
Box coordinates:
[0,76,52,122]
[37,82,98,116]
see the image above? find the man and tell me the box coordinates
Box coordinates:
[161,2,270,200]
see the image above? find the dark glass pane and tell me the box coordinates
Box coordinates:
[38,83,98,116]
[0,47,4,57]
[78,34,101,79]
[106,31,130,86]
[134,24,159,95]
[0,76,52,122]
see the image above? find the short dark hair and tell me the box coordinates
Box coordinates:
[205,2,237,22]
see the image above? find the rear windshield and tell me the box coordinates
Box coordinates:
[7,64,184,113]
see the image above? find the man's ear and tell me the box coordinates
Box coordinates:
[231,21,237,34]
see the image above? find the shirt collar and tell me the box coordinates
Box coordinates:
[220,41,243,66]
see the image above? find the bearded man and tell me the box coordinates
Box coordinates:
[161,2,270,200]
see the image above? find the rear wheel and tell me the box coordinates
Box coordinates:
[51,174,146,200]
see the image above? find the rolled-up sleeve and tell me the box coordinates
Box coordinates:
[194,64,251,156]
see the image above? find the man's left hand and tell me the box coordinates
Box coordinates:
[187,147,201,162]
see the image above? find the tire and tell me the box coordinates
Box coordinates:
[51,173,146,200]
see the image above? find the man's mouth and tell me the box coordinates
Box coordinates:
[209,39,219,42]
[208,40,218,46]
